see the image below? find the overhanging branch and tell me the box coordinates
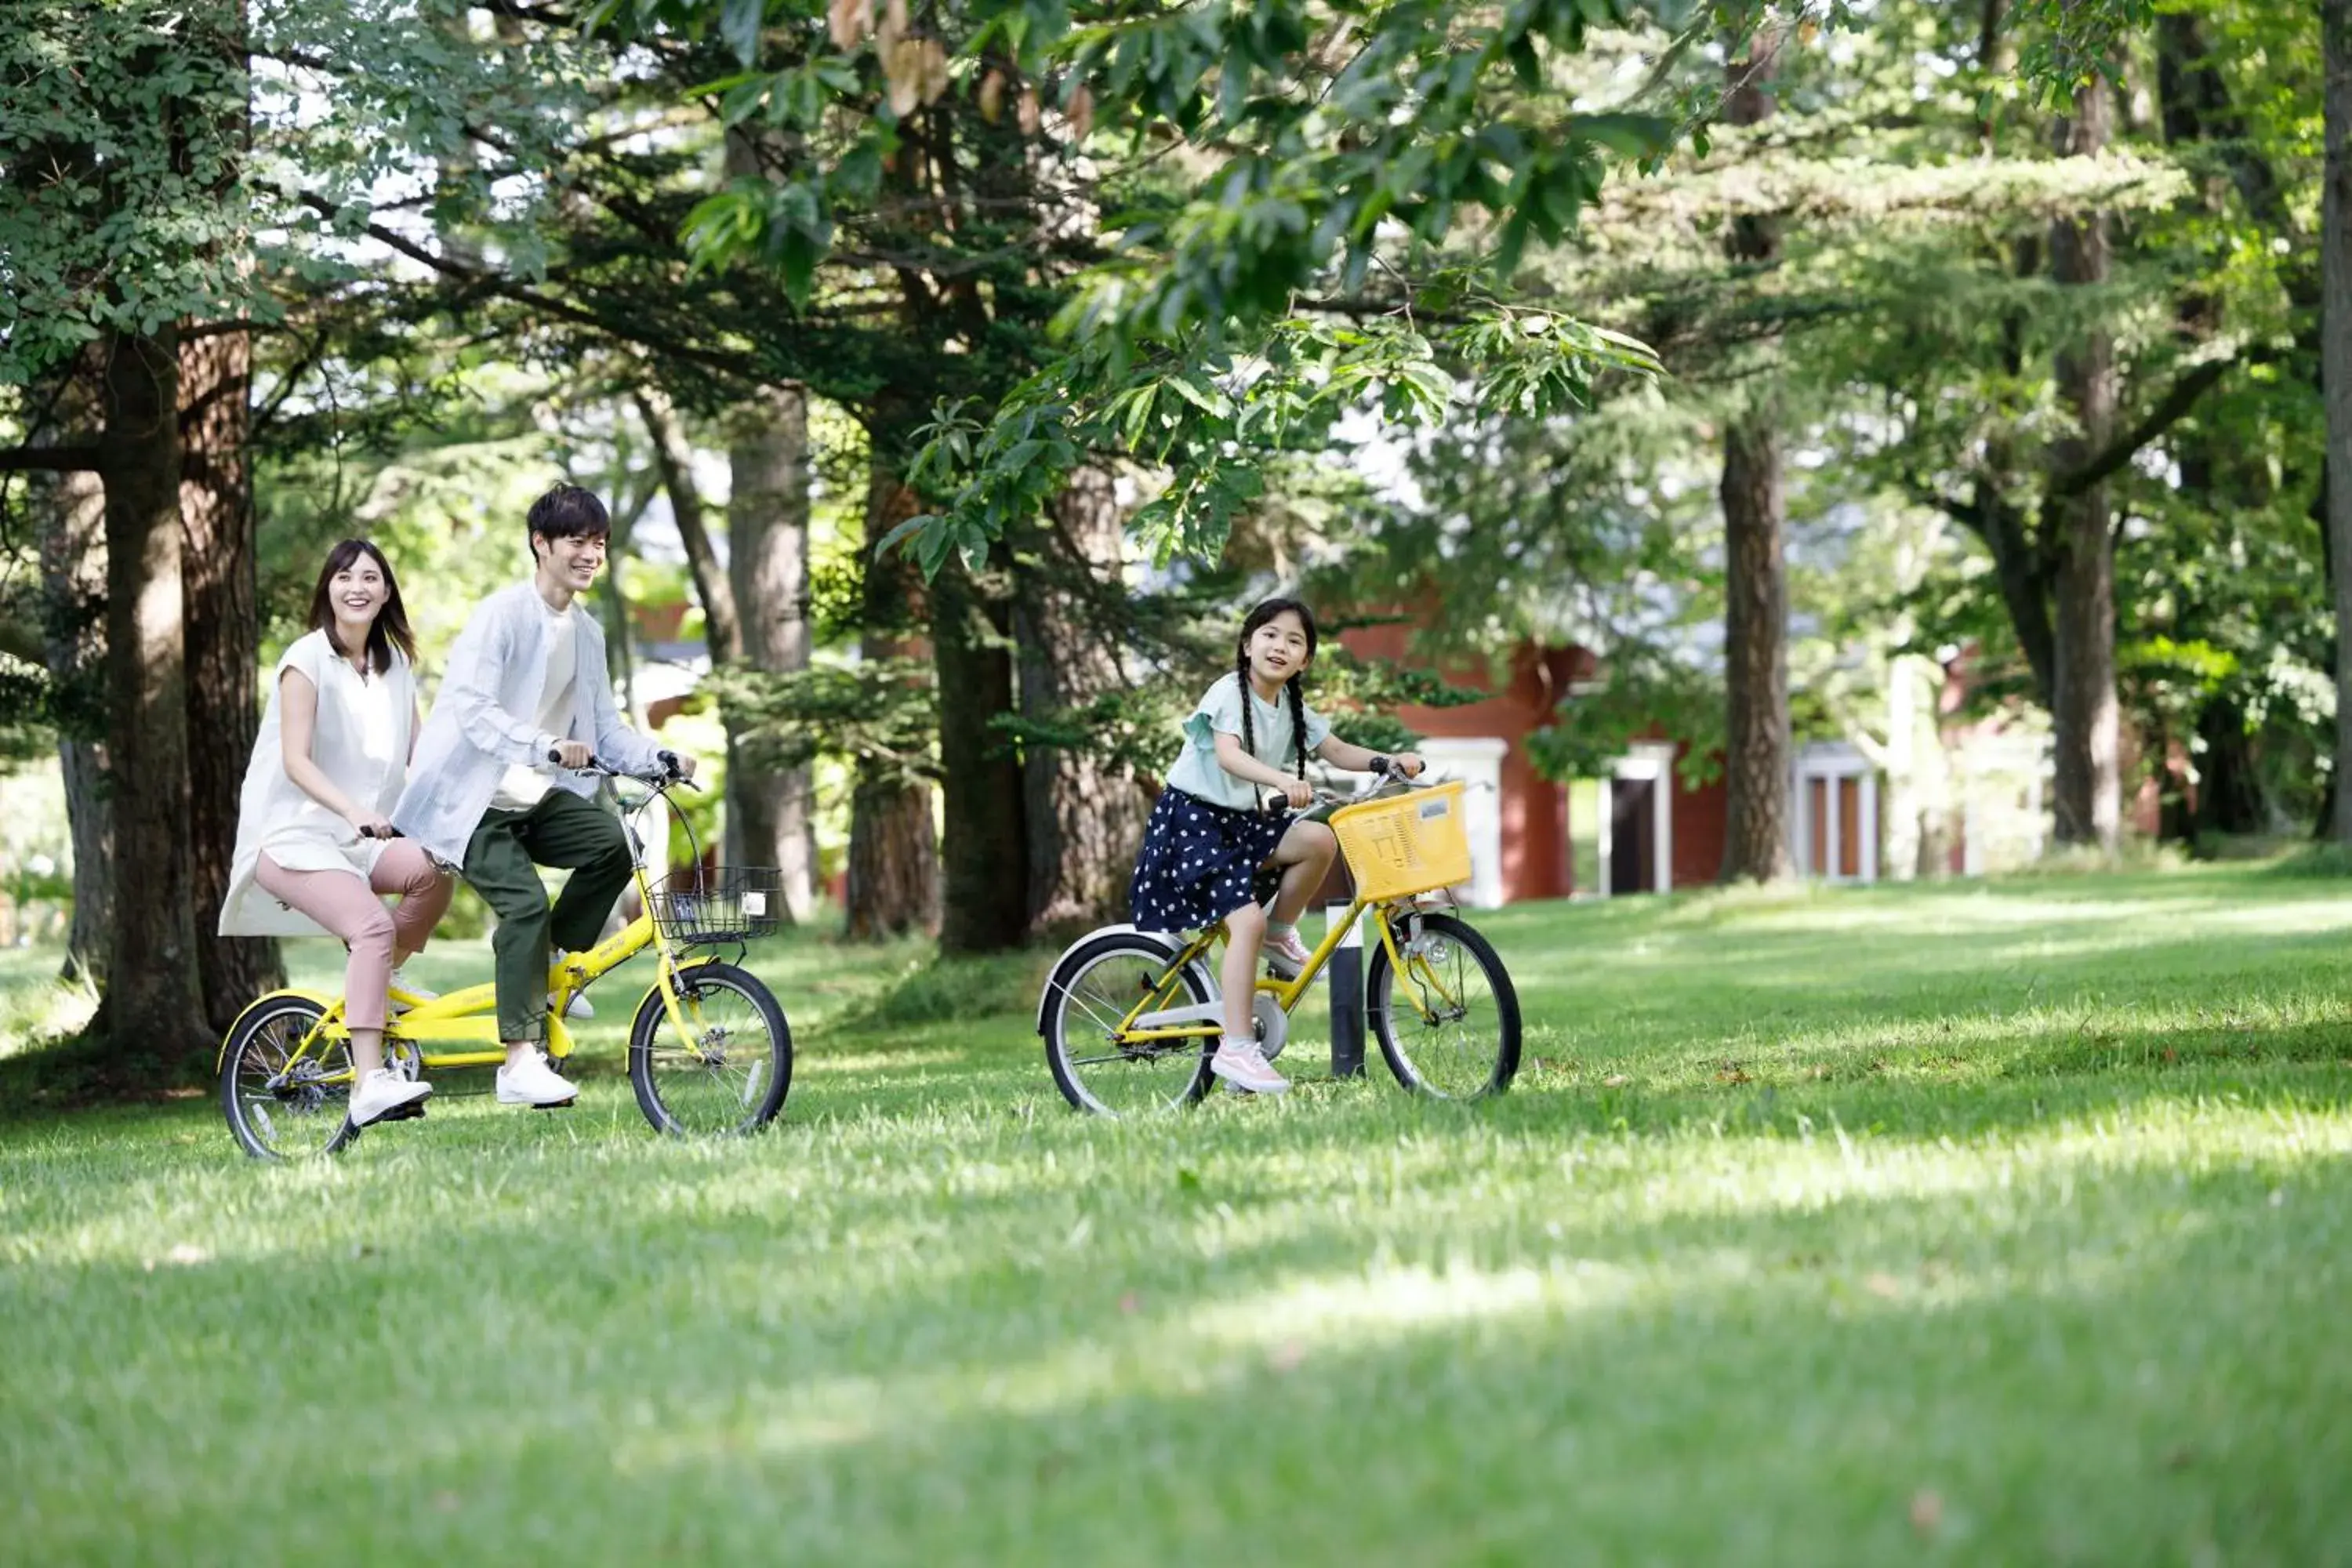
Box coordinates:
[2053,356,2234,498]
[297,193,784,386]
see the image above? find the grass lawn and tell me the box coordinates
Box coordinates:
[3,864,2350,1563]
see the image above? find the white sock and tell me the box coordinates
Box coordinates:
[1265,921,1296,940]
[1221,1034,1257,1054]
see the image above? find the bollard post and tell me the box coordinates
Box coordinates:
[1327,900,1364,1079]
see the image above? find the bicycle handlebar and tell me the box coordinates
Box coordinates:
[549,749,699,790]
[1264,757,1432,815]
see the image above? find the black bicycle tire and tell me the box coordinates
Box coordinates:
[1366,911,1522,1098]
[1041,931,1216,1116]
[218,995,361,1160]
[626,960,794,1137]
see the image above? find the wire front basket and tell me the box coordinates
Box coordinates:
[646,866,786,946]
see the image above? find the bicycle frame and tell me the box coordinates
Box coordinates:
[222,779,710,1081]
[1109,890,1460,1049]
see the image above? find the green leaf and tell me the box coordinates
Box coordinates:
[720,0,764,66]
[873,513,937,558]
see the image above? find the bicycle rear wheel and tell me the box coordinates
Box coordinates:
[1042,931,1216,1116]
[628,959,793,1137]
[1367,911,1521,1099]
[219,995,361,1160]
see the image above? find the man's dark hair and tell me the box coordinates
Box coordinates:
[526,484,611,564]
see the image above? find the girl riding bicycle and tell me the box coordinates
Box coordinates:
[219,540,454,1130]
[1128,597,1421,1096]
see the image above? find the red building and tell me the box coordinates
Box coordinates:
[1338,626,1888,903]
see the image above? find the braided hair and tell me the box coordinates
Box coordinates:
[1235,597,1319,784]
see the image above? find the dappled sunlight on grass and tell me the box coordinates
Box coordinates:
[5,864,2352,1562]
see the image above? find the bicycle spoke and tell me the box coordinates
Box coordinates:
[630,964,792,1138]
[1045,938,1211,1117]
[1370,914,1519,1100]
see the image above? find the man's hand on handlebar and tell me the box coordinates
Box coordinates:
[547,745,702,789]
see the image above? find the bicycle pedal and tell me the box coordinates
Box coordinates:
[374,1100,430,1123]
[530,1097,579,1112]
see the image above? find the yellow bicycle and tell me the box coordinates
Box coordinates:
[217,759,793,1158]
[1037,775,1521,1116]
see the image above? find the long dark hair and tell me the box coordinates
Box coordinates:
[306,539,416,677]
[1235,597,1318,782]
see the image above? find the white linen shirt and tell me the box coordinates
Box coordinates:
[392,582,665,866]
[220,630,415,938]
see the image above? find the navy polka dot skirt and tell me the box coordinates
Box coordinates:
[1128,787,1290,935]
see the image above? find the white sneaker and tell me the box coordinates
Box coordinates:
[348,1067,432,1127]
[550,952,593,1019]
[1209,1041,1290,1094]
[495,1050,580,1108]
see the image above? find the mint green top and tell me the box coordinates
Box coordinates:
[1162,672,1332,811]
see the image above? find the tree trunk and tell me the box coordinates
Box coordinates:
[2050,82,2122,855]
[599,482,650,718]
[634,387,740,662]
[1719,420,1792,881]
[932,549,1028,953]
[844,469,939,939]
[2194,697,2266,837]
[180,323,282,1028]
[724,384,818,920]
[30,360,112,985]
[1013,466,1152,940]
[100,326,212,1072]
[2327,0,2352,840]
[1971,483,2057,707]
[1717,30,1792,884]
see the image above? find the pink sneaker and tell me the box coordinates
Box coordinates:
[1261,928,1314,979]
[1210,1041,1290,1094]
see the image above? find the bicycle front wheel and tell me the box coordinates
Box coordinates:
[219,995,361,1160]
[1042,931,1215,1117]
[628,959,793,1137]
[1367,911,1521,1099]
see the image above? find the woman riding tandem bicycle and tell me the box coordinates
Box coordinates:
[217,491,793,1157]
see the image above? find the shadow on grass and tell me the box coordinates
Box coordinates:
[4,1094,2347,1563]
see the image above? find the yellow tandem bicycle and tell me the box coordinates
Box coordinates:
[217,758,793,1158]
[1037,771,1522,1116]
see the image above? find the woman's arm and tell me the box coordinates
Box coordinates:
[278,669,388,833]
[1314,735,1425,776]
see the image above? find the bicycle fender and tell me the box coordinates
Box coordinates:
[214,988,341,1073]
[1034,924,1211,1034]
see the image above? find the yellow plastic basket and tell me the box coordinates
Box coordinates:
[1328,781,1472,902]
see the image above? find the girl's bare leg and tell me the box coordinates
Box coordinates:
[1221,902,1266,1039]
[1267,821,1338,927]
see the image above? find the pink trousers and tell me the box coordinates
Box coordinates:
[255,844,454,1031]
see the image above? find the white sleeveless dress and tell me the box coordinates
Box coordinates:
[218,630,415,938]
